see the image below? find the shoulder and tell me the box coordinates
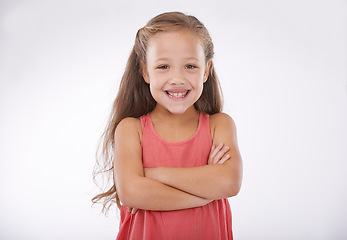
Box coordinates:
[115,117,142,141]
[209,112,236,130]
[117,117,142,129]
[209,113,237,142]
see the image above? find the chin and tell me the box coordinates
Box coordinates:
[166,106,195,115]
[167,109,188,115]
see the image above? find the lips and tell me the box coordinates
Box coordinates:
[165,90,190,98]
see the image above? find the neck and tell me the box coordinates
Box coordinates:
[150,105,200,124]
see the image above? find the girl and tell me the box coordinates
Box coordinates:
[93,12,243,240]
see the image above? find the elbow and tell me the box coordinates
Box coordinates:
[117,181,140,208]
[229,183,241,197]
[207,175,242,200]
[220,177,242,198]
[116,186,130,207]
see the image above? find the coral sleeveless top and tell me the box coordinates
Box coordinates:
[116,112,233,240]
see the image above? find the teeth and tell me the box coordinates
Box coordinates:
[167,91,188,98]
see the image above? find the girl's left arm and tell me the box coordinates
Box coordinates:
[145,113,243,200]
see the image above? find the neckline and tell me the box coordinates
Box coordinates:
[148,112,203,145]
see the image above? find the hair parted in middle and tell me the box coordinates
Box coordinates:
[92,11,223,212]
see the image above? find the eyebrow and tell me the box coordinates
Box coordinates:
[154,57,200,62]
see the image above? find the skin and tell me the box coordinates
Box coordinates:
[142,29,209,117]
[114,30,243,213]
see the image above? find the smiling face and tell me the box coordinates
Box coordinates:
[142,30,210,115]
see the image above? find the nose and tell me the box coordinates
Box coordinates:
[169,69,185,85]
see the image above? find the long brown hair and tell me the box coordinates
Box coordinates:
[92,11,224,213]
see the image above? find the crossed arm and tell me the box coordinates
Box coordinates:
[113,113,243,212]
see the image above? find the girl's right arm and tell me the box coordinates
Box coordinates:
[113,117,210,211]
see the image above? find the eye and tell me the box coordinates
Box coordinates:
[157,65,169,70]
[186,64,197,69]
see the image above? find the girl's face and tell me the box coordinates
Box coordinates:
[142,30,210,115]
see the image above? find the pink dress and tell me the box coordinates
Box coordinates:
[116,112,233,240]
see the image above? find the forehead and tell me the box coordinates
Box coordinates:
[146,30,205,61]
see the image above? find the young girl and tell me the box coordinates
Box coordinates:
[93,12,243,240]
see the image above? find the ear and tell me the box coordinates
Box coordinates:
[203,60,211,83]
[140,61,150,84]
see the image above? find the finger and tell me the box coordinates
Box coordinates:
[208,145,216,164]
[212,146,230,164]
[209,143,224,164]
[127,207,131,213]
[217,154,230,164]
[213,146,229,164]
[131,208,138,214]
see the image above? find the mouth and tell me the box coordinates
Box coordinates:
[165,90,190,98]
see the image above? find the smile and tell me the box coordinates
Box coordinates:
[165,90,190,98]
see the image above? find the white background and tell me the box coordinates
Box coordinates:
[1,0,346,239]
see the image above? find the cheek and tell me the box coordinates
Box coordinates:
[192,79,204,97]
[149,83,156,94]
[193,73,205,88]
[148,85,158,102]
[149,82,162,101]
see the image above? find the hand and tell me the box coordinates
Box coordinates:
[208,142,230,165]
[127,206,138,214]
